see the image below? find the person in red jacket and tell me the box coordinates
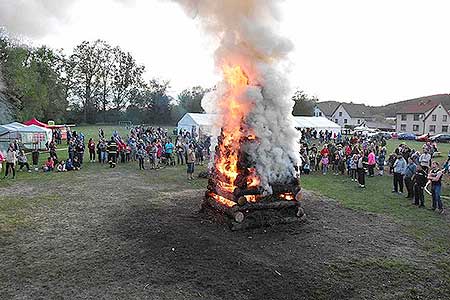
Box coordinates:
[88,138,96,162]
[320,145,329,157]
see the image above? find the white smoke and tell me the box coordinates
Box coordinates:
[0,0,135,38]
[174,0,301,192]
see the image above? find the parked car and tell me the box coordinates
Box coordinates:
[370,132,392,141]
[416,133,431,142]
[398,133,416,140]
[430,134,450,143]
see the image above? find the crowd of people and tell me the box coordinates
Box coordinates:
[0,126,211,180]
[298,128,446,214]
[0,126,447,213]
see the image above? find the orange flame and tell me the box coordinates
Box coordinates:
[279,193,295,201]
[210,193,236,208]
[215,65,260,193]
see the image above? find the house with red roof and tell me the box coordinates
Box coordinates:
[396,95,450,134]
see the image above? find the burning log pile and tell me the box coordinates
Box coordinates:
[200,65,305,230]
[202,123,305,230]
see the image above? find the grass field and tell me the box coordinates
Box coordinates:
[1,126,450,298]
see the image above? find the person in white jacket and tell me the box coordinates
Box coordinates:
[4,144,17,179]
[392,154,407,194]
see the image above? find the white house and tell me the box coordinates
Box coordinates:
[330,103,373,128]
[396,97,450,134]
[313,102,339,119]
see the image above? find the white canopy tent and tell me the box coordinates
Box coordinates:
[293,116,341,135]
[177,113,217,137]
[0,122,52,151]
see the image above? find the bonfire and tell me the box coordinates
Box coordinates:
[174,0,305,229]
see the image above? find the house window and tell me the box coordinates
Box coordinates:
[413,114,420,121]
[413,125,419,132]
[443,126,448,133]
[335,119,338,123]
[443,115,448,122]
[401,114,407,121]
[344,119,348,124]
[318,112,322,116]
[400,124,407,131]
[357,119,361,124]
[432,115,437,121]
[429,125,436,132]
[339,112,343,117]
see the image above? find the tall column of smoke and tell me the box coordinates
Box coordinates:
[172,0,301,194]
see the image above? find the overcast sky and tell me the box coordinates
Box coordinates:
[3,0,450,105]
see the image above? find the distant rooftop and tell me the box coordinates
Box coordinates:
[397,94,450,114]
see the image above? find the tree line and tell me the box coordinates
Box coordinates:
[0,32,316,125]
[0,35,209,124]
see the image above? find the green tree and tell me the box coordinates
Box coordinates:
[292,90,318,116]
[111,48,145,110]
[0,35,68,121]
[69,40,106,123]
[130,79,172,124]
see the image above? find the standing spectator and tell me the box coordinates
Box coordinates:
[68,140,75,162]
[187,144,196,180]
[149,142,158,169]
[367,150,376,177]
[4,144,17,179]
[137,145,146,170]
[49,140,58,160]
[419,149,431,173]
[413,165,427,207]
[350,154,358,181]
[98,139,107,163]
[357,154,366,188]
[321,153,329,175]
[378,146,386,176]
[392,154,407,194]
[88,138,96,162]
[333,153,340,176]
[195,142,204,166]
[320,144,329,158]
[176,139,185,165]
[165,139,174,166]
[428,161,444,213]
[107,137,118,168]
[75,141,85,164]
[404,157,417,200]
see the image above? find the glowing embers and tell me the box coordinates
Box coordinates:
[209,193,236,208]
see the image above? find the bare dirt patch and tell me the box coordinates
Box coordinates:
[0,168,448,299]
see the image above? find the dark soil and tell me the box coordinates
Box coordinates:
[0,168,448,300]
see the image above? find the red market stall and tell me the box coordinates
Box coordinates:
[23,118,50,128]
[23,118,74,141]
